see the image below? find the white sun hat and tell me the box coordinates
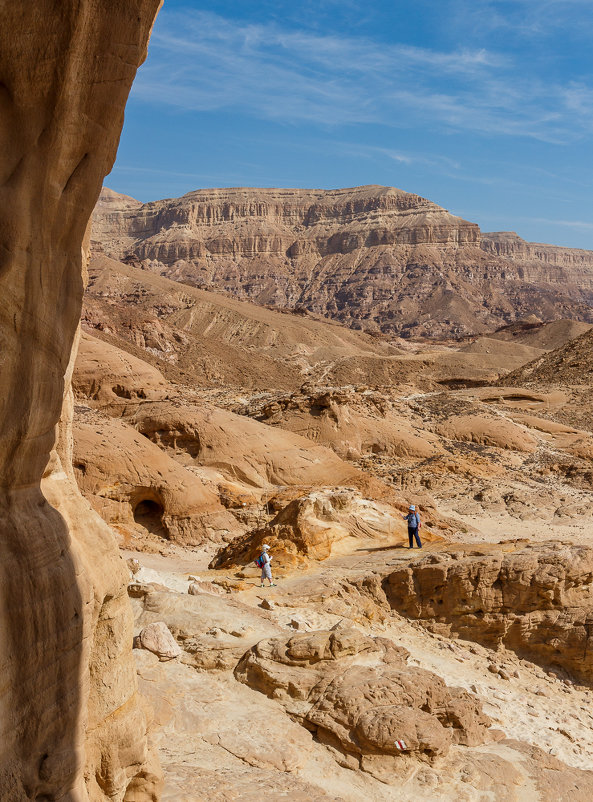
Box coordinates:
[408,505,416,511]
[262,544,270,550]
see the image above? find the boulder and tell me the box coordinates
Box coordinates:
[235,628,492,775]
[211,488,415,570]
[139,622,182,661]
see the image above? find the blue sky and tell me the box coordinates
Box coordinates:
[109,0,593,248]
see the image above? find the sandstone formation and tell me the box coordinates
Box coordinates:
[210,489,411,571]
[74,330,169,409]
[72,408,235,547]
[235,627,493,778]
[132,586,282,673]
[0,2,162,800]
[127,559,593,800]
[92,185,593,337]
[384,543,593,683]
[436,413,537,452]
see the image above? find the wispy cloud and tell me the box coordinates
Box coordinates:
[131,9,593,143]
[447,0,593,38]
[529,218,593,232]
[337,142,461,170]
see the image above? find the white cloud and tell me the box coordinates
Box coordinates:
[132,9,593,143]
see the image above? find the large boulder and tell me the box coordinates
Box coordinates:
[211,488,406,570]
[235,628,492,779]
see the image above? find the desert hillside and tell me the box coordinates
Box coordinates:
[68,246,593,799]
[6,2,593,801]
[92,185,593,337]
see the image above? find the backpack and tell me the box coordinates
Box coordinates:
[254,553,266,568]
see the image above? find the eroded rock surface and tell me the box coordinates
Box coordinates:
[235,627,492,779]
[92,186,593,337]
[385,543,593,682]
[210,488,422,571]
[0,2,162,799]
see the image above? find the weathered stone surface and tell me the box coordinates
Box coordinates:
[134,589,280,673]
[92,186,593,337]
[384,543,593,682]
[73,406,235,546]
[0,2,162,799]
[210,488,408,570]
[139,622,182,661]
[235,628,492,774]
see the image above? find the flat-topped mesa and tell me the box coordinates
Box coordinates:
[483,231,593,271]
[94,184,480,261]
[93,186,593,337]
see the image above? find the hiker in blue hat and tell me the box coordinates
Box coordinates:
[255,544,276,587]
[402,504,422,549]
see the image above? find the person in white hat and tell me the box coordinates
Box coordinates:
[257,544,276,588]
[402,504,422,549]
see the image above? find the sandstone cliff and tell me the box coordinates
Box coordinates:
[384,544,593,683]
[92,186,593,337]
[483,231,593,280]
[0,3,162,800]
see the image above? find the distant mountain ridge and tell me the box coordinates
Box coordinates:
[92,185,593,337]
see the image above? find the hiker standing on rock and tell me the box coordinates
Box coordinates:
[402,505,422,549]
[256,544,276,588]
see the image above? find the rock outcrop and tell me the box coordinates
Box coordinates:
[210,488,443,571]
[73,408,236,547]
[235,628,493,780]
[482,231,593,287]
[92,186,593,337]
[384,543,593,683]
[0,2,162,800]
[501,327,593,387]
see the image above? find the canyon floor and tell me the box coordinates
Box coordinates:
[75,252,593,800]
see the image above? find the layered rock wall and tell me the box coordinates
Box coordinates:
[0,2,162,800]
[384,544,593,683]
[482,232,593,291]
[93,187,593,337]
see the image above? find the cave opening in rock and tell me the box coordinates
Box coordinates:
[133,498,168,539]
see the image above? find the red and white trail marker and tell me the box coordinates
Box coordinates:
[394,740,407,750]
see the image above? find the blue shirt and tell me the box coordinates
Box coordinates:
[404,512,420,529]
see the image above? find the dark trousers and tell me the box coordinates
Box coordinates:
[408,528,422,548]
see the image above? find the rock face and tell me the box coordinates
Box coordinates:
[0,3,162,800]
[235,628,493,780]
[82,252,401,391]
[482,232,593,286]
[73,407,236,547]
[92,185,593,337]
[384,544,593,683]
[210,489,398,570]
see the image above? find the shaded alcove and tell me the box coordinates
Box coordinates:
[133,498,169,539]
